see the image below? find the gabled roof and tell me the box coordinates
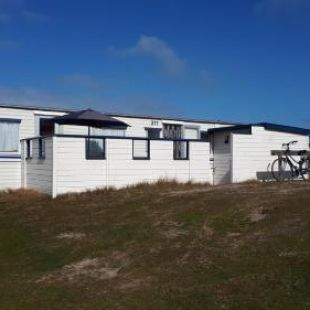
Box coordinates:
[53,109,129,128]
[208,122,310,136]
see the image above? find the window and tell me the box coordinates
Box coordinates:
[26,140,32,159]
[133,139,150,160]
[35,115,55,136]
[38,138,45,159]
[86,138,105,160]
[173,141,189,160]
[224,135,230,144]
[39,118,55,136]
[90,127,125,137]
[200,131,209,141]
[184,127,199,140]
[0,119,20,152]
[146,128,161,139]
[163,124,182,139]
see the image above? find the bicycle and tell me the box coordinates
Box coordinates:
[271,140,310,181]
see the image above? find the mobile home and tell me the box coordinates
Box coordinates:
[0,103,309,196]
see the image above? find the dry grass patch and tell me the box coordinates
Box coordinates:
[1,181,310,309]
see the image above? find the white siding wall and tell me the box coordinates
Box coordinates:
[0,107,63,190]
[54,138,108,196]
[0,162,21,190]
[0,107,36,141]
[58,124,88,135]
[114,117,155,137]
[213,132,232,185]
[0,107,65,140]
[54,137,210,196]
[59,118,226,138]
[0,106,232,191]
[114,116,230,138]
[232,127,310,183]
[22,138,54,195]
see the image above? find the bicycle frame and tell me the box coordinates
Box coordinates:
[281,154,299,177]
[274,141,310,180]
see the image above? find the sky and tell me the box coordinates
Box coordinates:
[0,0,310,127]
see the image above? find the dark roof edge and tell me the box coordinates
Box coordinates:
[0,102,74,113]
[0,103,238,125]
[208,122,310,136]
[257,122,310,136]
[208,124,251,133]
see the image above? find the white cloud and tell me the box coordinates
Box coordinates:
[112,35,186,77]
[255,0,310,14]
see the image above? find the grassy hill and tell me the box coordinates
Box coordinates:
[0,181,310,309]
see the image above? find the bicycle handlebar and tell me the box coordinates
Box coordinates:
[282,140,298,150]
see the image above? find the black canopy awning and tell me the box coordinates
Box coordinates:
[53,109,129,129]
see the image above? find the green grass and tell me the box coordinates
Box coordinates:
[0,181,310,309]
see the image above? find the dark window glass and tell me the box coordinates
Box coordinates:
[40,118,54,136]
[146,128,161,139]
[163,124,182,139]
[173,141,189,160]
[26,140,32,159]
[38,138,45,159]
[200,131,209,141]
[86,138,105,160]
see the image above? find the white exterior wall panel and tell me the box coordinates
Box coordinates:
[0,107,63,190]
[54,137,210,196]
[114,116,229,138]
[0,162,21,190]
[55,117,227,138]
[232,127,310,183]
[0,107,35,140]
[23,138,54,195]
[54,137,107,195]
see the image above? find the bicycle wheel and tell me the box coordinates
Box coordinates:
[300,160,310,181]
[271,158,294,181]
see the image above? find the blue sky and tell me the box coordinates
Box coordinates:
[0,0,310,126]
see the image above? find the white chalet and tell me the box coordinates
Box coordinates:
[0,103,309,197]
